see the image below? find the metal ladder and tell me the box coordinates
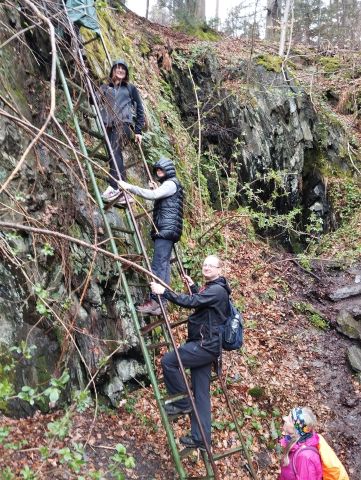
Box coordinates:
[56,7,257,480]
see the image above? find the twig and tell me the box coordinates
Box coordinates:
[0,0,57,194]
[0,221,174,289]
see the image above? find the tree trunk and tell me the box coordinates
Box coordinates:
[194,0,206,22]
[279,0,292,56]
[215,0,219,30]
[265,0,280,40]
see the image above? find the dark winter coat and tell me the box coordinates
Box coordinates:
[99,59,144,134]
[151,157,183,242]
[163,276,231,353]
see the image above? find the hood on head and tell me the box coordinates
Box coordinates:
[153,156,176,182]
[110,59,129,82]
[210,276,232,295]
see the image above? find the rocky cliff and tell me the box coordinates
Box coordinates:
[1,1,360,416]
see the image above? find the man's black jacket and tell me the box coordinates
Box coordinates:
[163,276,231,353]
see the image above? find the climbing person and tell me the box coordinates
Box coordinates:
[99,59,145,203]
[279,406,323,480]
[118,156,183,316]
[150,255,231,450]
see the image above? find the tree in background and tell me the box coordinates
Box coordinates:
[153,0,206,26]
[265,0,281,40]
[224,2,262,39]
[291,0,361,48]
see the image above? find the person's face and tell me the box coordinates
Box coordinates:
[202,257,221,281]
[156,168,165,178]
[282,414,295,436]
[112,64,127,83]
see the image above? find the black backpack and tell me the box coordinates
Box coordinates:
[220,299,244,351]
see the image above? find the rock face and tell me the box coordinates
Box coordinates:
[329,284,361,301]
[169,53,351,241]
[0,5,358,415]
[336,310,361,339]
[0,5,148,413]
[347,345,361,373]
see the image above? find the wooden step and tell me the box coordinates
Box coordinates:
[141,318,165,335]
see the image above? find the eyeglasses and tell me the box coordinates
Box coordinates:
[203,264,220,269]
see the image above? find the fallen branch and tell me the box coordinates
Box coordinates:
[0,221,172,289]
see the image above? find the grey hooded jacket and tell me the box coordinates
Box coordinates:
[99,59,145,134]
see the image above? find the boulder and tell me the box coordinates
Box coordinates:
[347,345,361,373]
[329,284,361,301]
[336,310,361,340]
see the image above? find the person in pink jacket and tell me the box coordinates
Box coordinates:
[279,406,322,480]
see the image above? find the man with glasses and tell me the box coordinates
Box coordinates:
[150,255,231,451]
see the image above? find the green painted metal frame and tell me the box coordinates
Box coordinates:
[58,7,258,478]
[57,61,188,479]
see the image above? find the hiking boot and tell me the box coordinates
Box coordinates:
[102,186,120,202]
[179,435,206,451]
[136,299,161,316]
[116,193,135,206]
[164,404,192,416]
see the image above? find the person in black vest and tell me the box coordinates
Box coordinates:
[99,59,145,203]
[118,156,183,315]
[150,255,231,451]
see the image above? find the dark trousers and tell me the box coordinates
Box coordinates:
[161,341,218,445]
[107,124,131,188]
[150,238,173,302]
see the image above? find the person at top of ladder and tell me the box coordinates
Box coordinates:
[118,156,183,316]
[99,59,145,203]
[150,255,231,451]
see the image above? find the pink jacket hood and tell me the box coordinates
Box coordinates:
[278,433,323,480]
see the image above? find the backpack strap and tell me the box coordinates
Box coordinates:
[291,445,320,478]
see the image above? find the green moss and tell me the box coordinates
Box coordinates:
[292,302,329,330]
[255,54,283,73]
[139,38,151,56]
[318,56,341,74]
[248,386,265,399]
[175,23,219,41]
[0,347,16,412]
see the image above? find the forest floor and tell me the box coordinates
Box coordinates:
[1,215,360,480]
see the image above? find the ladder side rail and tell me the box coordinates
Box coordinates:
[217,373,257,479]
[79,62,221,478]
[57,60,188,479]
[62,14,220,477]
[59,13,217,478]
[93,22,256,479]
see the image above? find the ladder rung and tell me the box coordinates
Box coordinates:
[65,77,86,94]
[126,159,143,170]
[89,140,105,155]
[213,444,243,461]
[134,208,153,220]
[146,341,170,351]
[186,476,214,479]
[111,226,135,235]
[103,199,126,211]
[79,123,104,140]
[93,153,108,162]
[170,318,187,328]
[162,392,189,405]
[141,319,165,335]
[79,104,97,118]
[82,35,99,46]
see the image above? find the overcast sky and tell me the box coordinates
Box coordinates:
[130,0,249,22]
